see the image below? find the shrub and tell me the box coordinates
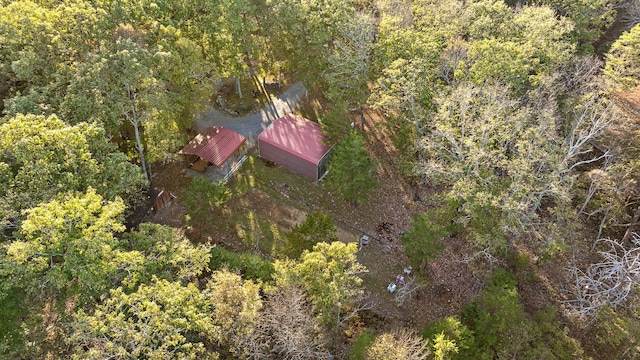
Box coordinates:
[460,269,585,359]
[402,199,461,269]
[348,331,377,360]
[283,211,338,259]
[209,246,274,283]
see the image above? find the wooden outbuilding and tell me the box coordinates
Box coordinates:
[179,127,246,172]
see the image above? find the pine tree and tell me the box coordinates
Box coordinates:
[325,132,378,205]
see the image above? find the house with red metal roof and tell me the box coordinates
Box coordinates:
[179,127,246,172]
[258,114,332,180]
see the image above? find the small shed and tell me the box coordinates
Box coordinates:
[179,127,246,171]
[258,114,332,180]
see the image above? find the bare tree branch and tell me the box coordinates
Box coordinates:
[564,237,640,319]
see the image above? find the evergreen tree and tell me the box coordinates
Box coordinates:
[325,132,378,205]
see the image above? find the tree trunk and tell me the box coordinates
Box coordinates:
[236,77,243,99]
[132,121,150,184]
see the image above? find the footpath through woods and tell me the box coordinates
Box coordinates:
[194,81,307,146]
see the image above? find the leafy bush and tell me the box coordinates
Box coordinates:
[348,331,377,360]
[209,246,274,283]
[184,177,231,216]
[402,199,461,269]
[283,211,338,259]
[591,306,640,359]
[460,269,585,359]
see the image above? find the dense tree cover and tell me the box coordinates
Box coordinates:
[68,243,366,360]
[1,0,638,358]
[0,113,146,237]
[71,278,217,360]
[605,24,640,90]
[535,0,616,53]
[2,191,210,300]
[3,190,127,298]
[370,0,621,256]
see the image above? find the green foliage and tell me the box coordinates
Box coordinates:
[422,316,475,359]
[0,114,146,234]
[71,278,217,360]
[527,306,586,359]
[206,270,262,356]
[366,329,430,360]
[320,101,353,144]
[431,333,459,360]
[324,11,375,115]
[0,288,28,358]
[325,131,379,205]
[535,0,615,54]
[461,269,585,359]
[401,201,461,268]
[184,177,231,230]
[275,241,367,326]
[122,223,211,287]
[209,246,275,283]
[283,211,338,259]
[460,269,525,359]
[4,189,127,299]
[348,331,377,360]
[262,0,356,84]
[592,306,640,359]
[463,0,513,41]
[3,191,210,302]
[605,24,640,91]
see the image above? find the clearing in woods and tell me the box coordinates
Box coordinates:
[147,85,568,343]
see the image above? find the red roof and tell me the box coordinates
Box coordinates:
[258,114,332,165]
[179,127,246,167]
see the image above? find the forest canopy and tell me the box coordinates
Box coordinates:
[1,0,640,359]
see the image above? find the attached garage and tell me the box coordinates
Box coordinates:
[258,114,332,180]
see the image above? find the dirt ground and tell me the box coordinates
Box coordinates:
[146,105,489,334]
[144,88,610,359]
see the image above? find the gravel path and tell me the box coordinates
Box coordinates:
[194,81,307,147]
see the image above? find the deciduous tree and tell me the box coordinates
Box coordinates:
[275,242,368,326]
[535,0,616,53]
[4,190,127,298]
[71,278,217,360]
[366,329,430,360]
[122,223,211,287]
[324,12,376,132]
[243,286,330,360]
[206,270,262,356]
[0,114,145,237]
